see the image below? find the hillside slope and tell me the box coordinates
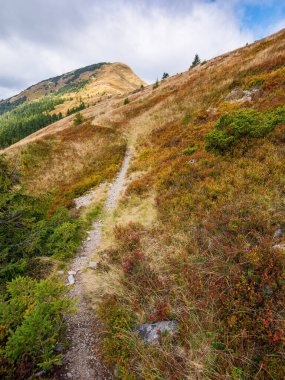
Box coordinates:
[2,28,285,379]
[0,62,145,107]
[0,62,146,148]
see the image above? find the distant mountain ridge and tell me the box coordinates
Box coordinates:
[0,62,109,111]
[0,62,146,148]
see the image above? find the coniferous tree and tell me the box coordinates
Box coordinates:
[190,54,201,69]
[73,112,83,125]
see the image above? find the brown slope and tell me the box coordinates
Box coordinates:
[5,28,285,195]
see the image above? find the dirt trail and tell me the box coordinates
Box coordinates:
[59,148,132,380]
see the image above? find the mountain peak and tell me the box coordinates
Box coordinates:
[3,61,146,106]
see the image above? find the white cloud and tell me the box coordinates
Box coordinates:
[0,0,255,98]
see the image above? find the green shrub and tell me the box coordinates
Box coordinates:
[73,112,83,125]
[205,106,285,153]
[153,79,159,89]
[182,112,192,125]
[244,75,266,89]
[66,102,85,116]
[182,146,198,155]
[124,98,130,105]
[0,155,83,283]
[189,54,201,69]
[0,277,75,377]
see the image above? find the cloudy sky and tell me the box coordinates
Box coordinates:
[0,0,284,99]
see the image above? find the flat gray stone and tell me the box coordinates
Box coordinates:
[273,228,283,239]
[68,275,75,285]
[57,270,64,275]
[68,271,77,275]
[88,261,98,269]
[136,321,178,343]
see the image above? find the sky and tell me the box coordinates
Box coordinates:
[0,0,284,100]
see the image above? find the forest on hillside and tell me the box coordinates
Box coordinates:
[0,97,64,148]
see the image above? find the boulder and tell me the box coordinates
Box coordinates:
[136,320,178,343]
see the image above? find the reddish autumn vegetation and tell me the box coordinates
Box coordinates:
[98,29,285,379]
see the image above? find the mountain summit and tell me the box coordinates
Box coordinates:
[0,62,146,148]
[2,62,146,105]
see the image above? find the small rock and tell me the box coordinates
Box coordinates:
[273,228,283,240]
[68,275,75,285]
[67,373,73,379]
[89,261,98,269]
[87,237,92,242]
[54,344,64,353]
[188,159,197,164]
[33,370,46,378]
[264,285,273,297]
[68,271,77,275]
[272,244,285,251]
[57,270,64,275]
[136,321,178,343]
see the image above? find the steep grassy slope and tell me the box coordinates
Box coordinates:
[3,28,285,379]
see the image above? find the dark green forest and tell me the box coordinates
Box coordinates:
[0,97,64,149]
[0,96,27,116]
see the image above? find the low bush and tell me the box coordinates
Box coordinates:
[182,145,198,155]
[0,155,83,377]
[153,79,159,89]
[244,75,266,89]
[205,106,285,153]
[66,102,85,116]
[0,277,75,378]
[73,112,83,125]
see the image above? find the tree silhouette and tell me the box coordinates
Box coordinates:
[190,54,201,69]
